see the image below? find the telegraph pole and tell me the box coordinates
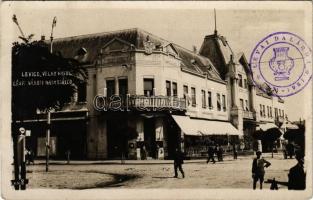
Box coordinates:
[214,9,217,35]
[50,17,57,53]
[46,110,51,172]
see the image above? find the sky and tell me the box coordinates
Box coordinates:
[4,1,312,121]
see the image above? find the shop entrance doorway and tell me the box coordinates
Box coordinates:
[144,118,156,159]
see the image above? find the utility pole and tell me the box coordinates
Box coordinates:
[46,110,51,172]
[50,17,57,53]
[214,9,217,35]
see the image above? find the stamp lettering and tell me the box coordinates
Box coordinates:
[250,32,312,97]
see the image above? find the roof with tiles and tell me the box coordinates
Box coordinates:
[50,28,223,82]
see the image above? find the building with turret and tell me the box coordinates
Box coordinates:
[199,29,285,152]
[17,27,285,160]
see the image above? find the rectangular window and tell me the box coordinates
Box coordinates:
[106,79,115,97]
[244,79,248,89]
[263,105,266,117]
[238,74,243,87]
[217,93,221,111]
[245,100,249,111]
[260,104,263,116]
[279,109,281,117]
[274,108,278,118]
[118,79,128,98]
[240,99,244,110]
[282,110,284,118]
[267,106,270,117]
[166,81,171,96]
[191,87,196,107]
[183,85,188,96]
[222,95,226,111]
[201,90,206,108]
[172,82,177,97]
[208,91,212,109]
[144,78,154,97]
[270,107,273,117]
[183,85,189,106]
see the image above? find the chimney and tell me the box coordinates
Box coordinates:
[41,35,46,41]
[192,45,197,54]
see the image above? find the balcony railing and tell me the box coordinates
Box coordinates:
[94,95,187,111]
[243,110,255,119]
[128,95,187,111]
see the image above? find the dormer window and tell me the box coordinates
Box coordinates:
[238,74,243,87]
[77,47,87,56]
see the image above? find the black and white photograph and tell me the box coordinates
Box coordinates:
[0,1,312,200]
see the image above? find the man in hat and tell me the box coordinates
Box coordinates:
[173,148,185,178]
[252,151,271,189]
[206,143,216,164]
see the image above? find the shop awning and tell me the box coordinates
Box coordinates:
[281,122,298,130]
[257,123,279,131]
[171,115,241,136]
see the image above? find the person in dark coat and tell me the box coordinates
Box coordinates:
[233,143,238,160]
[217,144,224,161]
[206,145,216,164]
[288,150,305,190]
[252,151,271,189]
[173,148,185,178]
[286,143,294,159]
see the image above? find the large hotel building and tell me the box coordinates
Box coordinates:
[17,28,285,160]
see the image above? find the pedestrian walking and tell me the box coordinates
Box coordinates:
[252,151,271,190]
[282,141,287,159]
[288,150,305,190]
[233,143,238,160]
[206,144,215,164]
[217,144,224,161]
[286,143,294,159]
[173,148,185,178]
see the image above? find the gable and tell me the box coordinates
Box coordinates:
[238,53,254,84]
[164,43,179,57]
[101,37,135,54]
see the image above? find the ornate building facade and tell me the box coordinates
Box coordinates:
[22,28,285,159]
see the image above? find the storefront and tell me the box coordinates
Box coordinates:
[253,122,283,152]
[171,115,242,158]
[12,103,88,160]
[101,112,181,160]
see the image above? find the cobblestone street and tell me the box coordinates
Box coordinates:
[25,153,298,190]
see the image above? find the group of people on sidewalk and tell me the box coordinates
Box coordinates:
[207,142,240,163]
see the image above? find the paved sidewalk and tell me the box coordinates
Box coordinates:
[32,154,247,165]
[25,152,295,189]
[31,152,280,165]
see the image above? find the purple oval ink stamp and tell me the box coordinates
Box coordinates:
[249,32,312,97]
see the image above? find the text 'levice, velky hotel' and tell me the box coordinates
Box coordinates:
[14,27,286,160]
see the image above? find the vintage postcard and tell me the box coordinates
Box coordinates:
[0,1,312,200]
